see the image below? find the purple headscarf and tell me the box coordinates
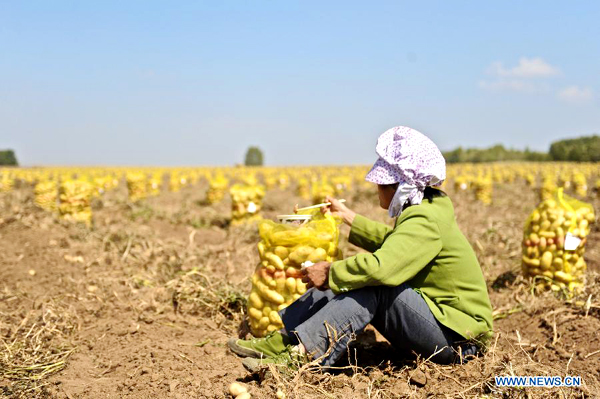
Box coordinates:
[365,126,446,217]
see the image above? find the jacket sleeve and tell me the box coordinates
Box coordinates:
[329,212,442,294]
[347,214,393,253]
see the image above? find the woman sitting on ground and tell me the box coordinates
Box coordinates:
[229,126,493,371]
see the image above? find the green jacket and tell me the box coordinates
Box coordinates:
[328,192,493,345]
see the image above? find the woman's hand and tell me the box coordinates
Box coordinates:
[301,261,331,290]
[322,196,356,226]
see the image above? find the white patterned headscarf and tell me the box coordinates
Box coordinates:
[365,126,446,218]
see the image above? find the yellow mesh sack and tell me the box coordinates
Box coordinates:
[311,181,335,205]
[0,172,14,193]
[230,184,265,225]
[169,172,188,192]
[34,180,58,212]
[206,175,228,204]
[248,210,342,337]
[59,179,93,227]
[148,172,162,197]
[296,177,311,200]
[522,188,595,295]
[538,175,557,202]
[572,173,588,198]
[126,172,148,202]
[474,176,493,205]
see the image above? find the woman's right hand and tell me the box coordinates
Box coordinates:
[322,196,356,226]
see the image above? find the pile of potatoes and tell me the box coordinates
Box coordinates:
[248,214,341,337]
[522,190,595,294]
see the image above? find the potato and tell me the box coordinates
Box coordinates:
[274,246,289,260]
[229,382,247,397]
[307,247,327,263]
[248,307,263,321]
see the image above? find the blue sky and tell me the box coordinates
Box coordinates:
[1,1,599,166]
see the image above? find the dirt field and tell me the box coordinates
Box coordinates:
[1,180,600,398]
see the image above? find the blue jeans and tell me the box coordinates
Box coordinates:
[279,284,477,366]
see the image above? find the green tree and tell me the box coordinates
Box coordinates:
[0,150,18,166]
[244,146,264,166]
[549,135,600,162]
[442,144,548,163]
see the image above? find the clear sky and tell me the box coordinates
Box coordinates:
[1,1,599,166]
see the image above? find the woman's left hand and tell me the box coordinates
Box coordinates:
[301,261,331,290]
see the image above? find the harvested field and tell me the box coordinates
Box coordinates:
[1,174,600,398]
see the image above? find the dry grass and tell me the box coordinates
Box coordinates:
[256,334,598,398]
[0,290,79,397]
[167,267,247,321]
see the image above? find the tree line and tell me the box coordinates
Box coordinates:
[0,150,18,166]
[2,135,598,167]
[443,135,599,163]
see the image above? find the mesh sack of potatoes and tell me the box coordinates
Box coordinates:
[522,188,595,295]
[454,175,469,191]
[206,175,228,204]
[296,177,311,200]
[248,210,342,337]
[91,176,112,197]
[126,172,148,203]
[34,180,58,212]
[230,184,265,225]
[572,173,588,198]
[311,181,335,205]
[59,179,94,227]
[331,175,352,196]
[264,174,278,191]
[169,172,188,192]
[524,173,536,187]
[538,175,557,202]
[0,172,14,193]
[474,176,493,205]
[277,173,290,190]
[148,172,163,197]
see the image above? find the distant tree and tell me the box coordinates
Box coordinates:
[524,147,550,162]
[444,147,464,163]
[244,146,264,166]
[549,135,600,162]
[0,150,18,166]
[443,135,600,163]
[442,144,548,163]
